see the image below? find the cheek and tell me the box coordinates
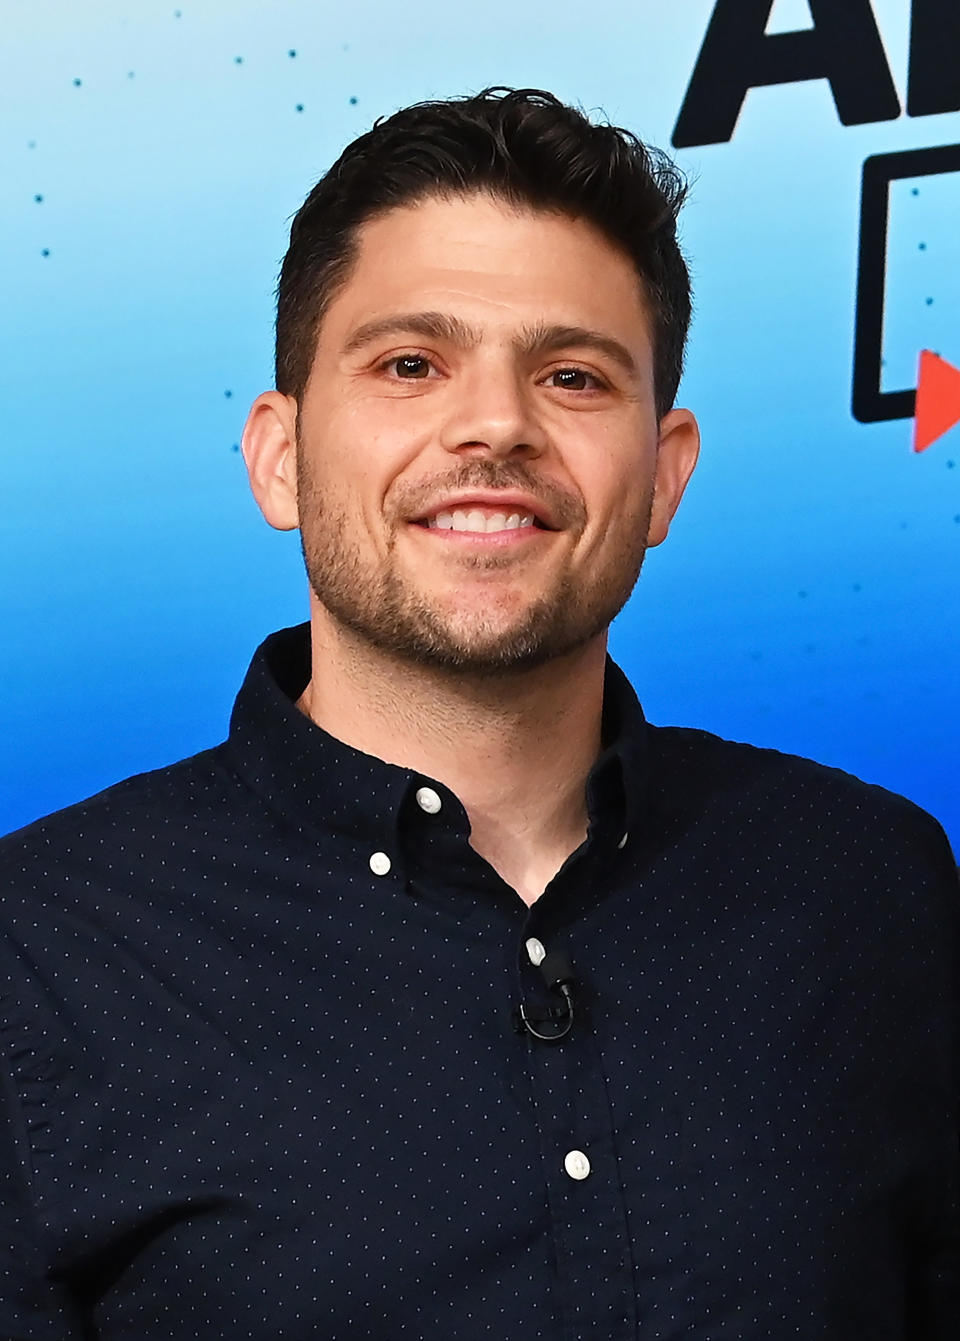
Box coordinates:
[332,398,434,484]
[567,430,657,536]
[299,404,412,509]
[594,486,654,557]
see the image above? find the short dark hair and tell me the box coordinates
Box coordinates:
[276,87,691,418]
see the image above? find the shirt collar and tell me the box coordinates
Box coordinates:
[225,622,649,855]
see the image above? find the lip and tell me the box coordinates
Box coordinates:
[409,491,559,530]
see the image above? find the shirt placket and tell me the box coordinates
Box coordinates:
[516,911,638,1341]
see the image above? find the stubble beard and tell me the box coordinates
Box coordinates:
[297,454,653,677]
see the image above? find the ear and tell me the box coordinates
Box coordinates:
[646,407,700,548]
[241,391,301,531]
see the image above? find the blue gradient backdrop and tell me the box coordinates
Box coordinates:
[2,0,957,844]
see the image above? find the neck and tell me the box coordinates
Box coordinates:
[297,602,607,906]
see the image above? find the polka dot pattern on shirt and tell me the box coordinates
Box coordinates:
[0,622,956,1339]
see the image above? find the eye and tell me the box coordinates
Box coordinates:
[383,354,433,379]
[545,366,605,391]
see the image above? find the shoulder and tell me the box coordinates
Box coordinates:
[647,720,943,826]
[645,722,957,885]
[0,742,234,877]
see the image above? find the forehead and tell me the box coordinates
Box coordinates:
[321,192,653,355]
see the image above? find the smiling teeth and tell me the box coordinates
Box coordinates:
[428,510,535,533]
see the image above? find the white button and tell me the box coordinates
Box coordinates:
[369,851,391,876]
[415,786,442,815]
[563,1149,591,1181]
[525,937,546,966]
[617,831,629,850]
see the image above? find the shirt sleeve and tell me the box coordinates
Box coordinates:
[0,1032,85,1339]
[910,849,960,1337]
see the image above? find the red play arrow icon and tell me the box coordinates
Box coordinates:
[914,350,960,452]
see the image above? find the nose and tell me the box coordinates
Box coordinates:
[437,359,548,460]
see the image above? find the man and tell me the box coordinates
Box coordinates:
[0,88,956,1340]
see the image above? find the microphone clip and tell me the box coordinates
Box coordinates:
[515,948,576,1042]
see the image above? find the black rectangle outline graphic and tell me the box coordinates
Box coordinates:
[852,142,960,424]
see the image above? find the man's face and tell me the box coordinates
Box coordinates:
[284,192,697,673]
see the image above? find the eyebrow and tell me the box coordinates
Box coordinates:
[521,322,639,378]
[341,311,639,378]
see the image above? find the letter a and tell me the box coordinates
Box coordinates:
[673,0,901,148]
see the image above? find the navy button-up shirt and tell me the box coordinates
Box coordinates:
[1,623,957,1339]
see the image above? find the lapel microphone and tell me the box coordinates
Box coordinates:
[515,948,577,1042]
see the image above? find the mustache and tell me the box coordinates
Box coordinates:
[389,459,586,529]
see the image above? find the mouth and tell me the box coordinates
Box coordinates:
[422,507,544,535]
[409,494,558,538]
